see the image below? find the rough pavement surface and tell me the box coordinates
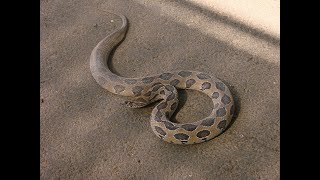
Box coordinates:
[40,0,280,179]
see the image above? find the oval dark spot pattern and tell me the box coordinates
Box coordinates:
[114,85,125,93]
[152,82,162,87]
[216,82,225,91]
[216,107,227,117]
[170,102,178,110]
[160,90,165,95]
[159,73,174,80]
[181,124,197,131]
[157,102,168,110]
[201,82,211,91]
[152,84,162,92]
[142,77,155,84]
[164,121,178,130]
[166,93,175,101]
[217,120,227,130]
[170,79,180,86]
[124,79,137,84]
[186,79,196,88]
[201,117,215,126]
[132,86,144,96]
[196,130,211,138]
[196,73,211,79]
[155,126,166,136]
[221,94,231,104]
[154,111,162,122]
[174,133,190,140]
[212,92,219,99]
[178,71,192,77]
[165,85,175,92]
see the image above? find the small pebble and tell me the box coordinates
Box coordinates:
[111,20,114,22]
[94,23,98,28]
[41,99,44,103]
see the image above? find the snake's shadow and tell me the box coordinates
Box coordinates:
[170,90,188,123]
[221,84,241,132]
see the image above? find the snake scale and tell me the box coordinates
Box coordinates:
[90,13,235,145]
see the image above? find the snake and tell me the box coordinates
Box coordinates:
[90,13,235,145]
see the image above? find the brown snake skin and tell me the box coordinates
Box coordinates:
[90,13,235,145]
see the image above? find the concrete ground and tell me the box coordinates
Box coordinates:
[40,0,279,179]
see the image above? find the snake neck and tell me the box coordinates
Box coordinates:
[90,14,128,88]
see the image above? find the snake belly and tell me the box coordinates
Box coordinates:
[90,13,235,145]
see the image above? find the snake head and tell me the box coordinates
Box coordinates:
[124,100,148,108]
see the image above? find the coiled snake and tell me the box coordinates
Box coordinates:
[90,13,235,145]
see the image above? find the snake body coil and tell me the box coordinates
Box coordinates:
[90,14,235,145]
